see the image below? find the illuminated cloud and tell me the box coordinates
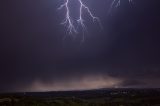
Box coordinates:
[29,74,122,91]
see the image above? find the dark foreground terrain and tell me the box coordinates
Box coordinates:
[0,88,160,106]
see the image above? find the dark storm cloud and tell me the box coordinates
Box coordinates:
[0,0,160,92]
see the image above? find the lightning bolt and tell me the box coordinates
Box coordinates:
[58,0,100,34]
[58,0,132,35]
[58,0,77,34]
[110,0,132,11]
[77,0,101,31]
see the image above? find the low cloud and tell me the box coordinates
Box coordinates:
[26,74,123,91]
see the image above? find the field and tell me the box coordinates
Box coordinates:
[0,88,160,106]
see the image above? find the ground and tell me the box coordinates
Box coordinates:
[0,88,160,106]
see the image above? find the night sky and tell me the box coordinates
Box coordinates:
[1,0,160,92]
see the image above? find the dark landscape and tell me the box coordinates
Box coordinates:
[1,0,160,106]
[1,88,160,106]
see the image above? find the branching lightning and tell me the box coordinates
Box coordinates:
[58,0,100,34]
[58,0,132,35]
[58,0,77,34]
[110,0,132,9]
[77,0,101,31]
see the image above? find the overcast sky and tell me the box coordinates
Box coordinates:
[0,0,160,92]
